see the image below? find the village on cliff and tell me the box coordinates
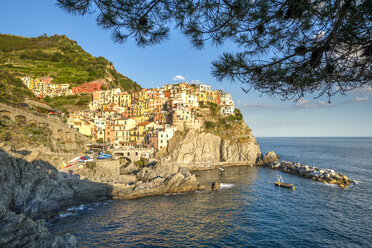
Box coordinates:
[21,77,236,151]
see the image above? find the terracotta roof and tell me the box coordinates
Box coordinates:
[137,121,152,126]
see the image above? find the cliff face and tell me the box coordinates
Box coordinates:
[0,103,91,167]
[0,150,110,247]
[157,121,261,169]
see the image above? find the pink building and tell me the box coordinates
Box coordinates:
[72,81,107,94]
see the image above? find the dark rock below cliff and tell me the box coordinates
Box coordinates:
[0,149,111,248]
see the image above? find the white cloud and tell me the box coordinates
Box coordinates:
[172,75,185,81]
[343,96,369,104]
[355,96,368,102]
[239,103,271,109]
[190,79,202,84]
[295,99,310,107]
[295,99,331,108]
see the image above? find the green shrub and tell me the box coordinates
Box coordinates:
[233,108,243,120]
[205,121,215,129]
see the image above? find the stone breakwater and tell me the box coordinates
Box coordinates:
[267,161,355,188]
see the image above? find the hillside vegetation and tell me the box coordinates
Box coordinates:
[199,102,251,143]
[0,70,38,106]
[0,34,140,91]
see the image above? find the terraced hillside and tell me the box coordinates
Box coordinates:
[0,34,140,91]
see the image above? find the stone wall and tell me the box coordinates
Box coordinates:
[112,148,155,161]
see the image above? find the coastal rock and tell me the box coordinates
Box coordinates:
[259,151,280,165]
[266,160,355,188]
[0,149,110,247]
[136,167,158,182]
[112,167,202,199]
[211,182,221,191]
[157,129,261,169]
[0,210,77,248]
[121,175,138,185]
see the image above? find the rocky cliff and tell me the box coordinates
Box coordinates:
[0,150,111,247]
[0,102,91,167]
[157,119,261,170]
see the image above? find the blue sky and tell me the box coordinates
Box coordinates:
[1,0,371,137]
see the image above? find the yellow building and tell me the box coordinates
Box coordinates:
[205,91,213,102]
[134,115,146,123]
[79,124,94,137]
[139,89,148,101]
[119,92,132,107]
[134,122,160,145]
[197,92,206,102]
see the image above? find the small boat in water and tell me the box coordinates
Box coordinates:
[274,182,293,188]
[274,176,295,190]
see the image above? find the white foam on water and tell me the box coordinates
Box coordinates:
[322,183,338,188]
[59,212,75,218]
[220,183,234,189]
[67,204,86,211]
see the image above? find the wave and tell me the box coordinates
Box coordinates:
[59,212,76,218]
[67,204,86,211]
[220,183,234,189]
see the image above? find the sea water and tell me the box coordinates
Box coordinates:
[49,137,372,247]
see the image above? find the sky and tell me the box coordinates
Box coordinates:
[1,0,371,137]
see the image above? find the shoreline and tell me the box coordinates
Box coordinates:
[0,149,355,248]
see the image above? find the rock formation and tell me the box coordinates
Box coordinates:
[211,182,221,191]
[75,159,204,199]
[257,151,280,165]
[157,128,261,170]
[0,103,92,167]
[0,150,111,247]
[266,160,355,188]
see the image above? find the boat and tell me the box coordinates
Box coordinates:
[61,156,82,168]
[274,182,294,188]
[97,153,113,160]
[78,156,93,163]
[274,175,295,189]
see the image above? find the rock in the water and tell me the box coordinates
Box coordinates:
[211,182,221,191]
[265,160,355,188]
[260,151,279,165]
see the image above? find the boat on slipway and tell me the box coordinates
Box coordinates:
[62,156,93,168]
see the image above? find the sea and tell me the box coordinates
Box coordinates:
[49,137,372,247]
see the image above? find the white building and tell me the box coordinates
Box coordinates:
[198,83,211,92]
[224,93,234,105]
[158,126,177,150]
[186,94,198,107]
[221,105,235,116]
[174,92,187,103]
